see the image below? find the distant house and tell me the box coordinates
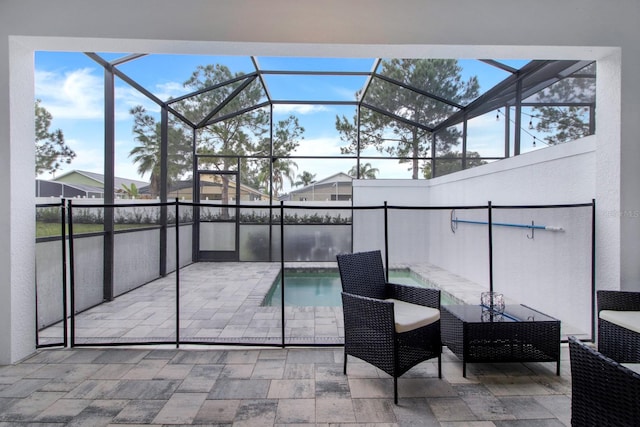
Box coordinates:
[281,172,353,201]
[36,170,149,199]
[139,177,269,201]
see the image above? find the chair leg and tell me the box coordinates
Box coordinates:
[438,355,442,379]
[394,377,398,405]
[343,350,347,375]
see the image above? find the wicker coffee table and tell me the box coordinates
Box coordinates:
[441,304,561,377]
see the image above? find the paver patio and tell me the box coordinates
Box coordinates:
[40,261,583,347]
[0,344,572,426]
[21,262,578,425]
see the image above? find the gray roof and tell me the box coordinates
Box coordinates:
[54,170,149,190]
[35,179,104,198]
[62,182,104,194]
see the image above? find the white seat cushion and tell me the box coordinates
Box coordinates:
[622,363,640,375]
[599,310,640,334]
[385,298,440,333]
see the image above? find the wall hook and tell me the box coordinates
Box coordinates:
[527,221,535,239]
[450,209,457,234]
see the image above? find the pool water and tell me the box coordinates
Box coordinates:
[262,269,456,307]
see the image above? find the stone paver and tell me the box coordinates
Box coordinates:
[0,345,572,425]
[20,263,576,425]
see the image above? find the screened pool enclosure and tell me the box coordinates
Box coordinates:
[35,54,597,348]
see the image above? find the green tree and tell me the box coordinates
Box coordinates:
[120,183,139,199]
[348,162,379,179]
[252,116,305,197]
[336,59,479,179]
[129,105,191,198]
[531,63,595,145]
[423,151,486,178]
[294,171,316,187]
[178,64,269,204]
[35,99,76,175]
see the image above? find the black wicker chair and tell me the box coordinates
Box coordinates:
[336,250,441,404]
[568,336,640,426]
[597,290,640,363]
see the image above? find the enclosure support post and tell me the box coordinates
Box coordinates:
[514,80,523,156]
[431,133,437,178]
[462,115,468,170]
[504,106,511,158]
[175,198,180,348]
[268,105,274,261]
[159,107,168,277]
[280,201,285,348]
[103,64,115,302]
[191,131,199,262]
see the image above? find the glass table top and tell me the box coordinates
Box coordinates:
[444,304,559,323]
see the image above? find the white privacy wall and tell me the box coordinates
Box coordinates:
[353,137,596,335]
[352,180,431,262]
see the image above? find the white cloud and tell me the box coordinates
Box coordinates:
[35,68,104,119]
[65,145,103,171]
[273,104,328,115]
[331,85,358,101]
[115,160,147,182]
[116,85,157,113]
[155,81,186,100]
[294,136,343,157]
[464,113,507,156]
[35,67,181,122]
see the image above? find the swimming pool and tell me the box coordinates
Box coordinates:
[262,269,456,307]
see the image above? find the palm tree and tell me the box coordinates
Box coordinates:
[294,171,316,187]
[121,183,139,199]
[348,162,379,179]
[254,116,305,198]
[272,158,298,197]
[129,106,191,197]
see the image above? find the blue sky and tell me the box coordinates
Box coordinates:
[34,52,539,188]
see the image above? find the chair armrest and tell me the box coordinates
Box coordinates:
[387,283,440,309]
[598,290,640,312]
[569,336,640,425]
[341,292,395,335]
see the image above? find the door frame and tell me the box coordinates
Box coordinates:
[195,170,240,261]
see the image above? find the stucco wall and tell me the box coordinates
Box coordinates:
[354,136,596,335]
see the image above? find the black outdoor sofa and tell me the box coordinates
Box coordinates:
[597,290,640,363]
[569,336,640,426]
